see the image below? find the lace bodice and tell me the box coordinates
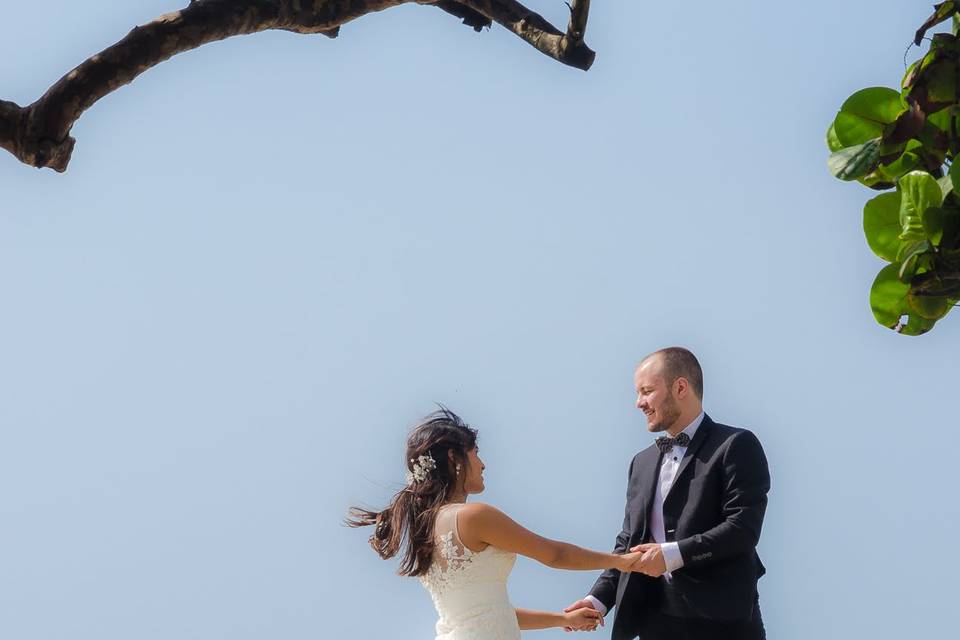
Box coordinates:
[418,504,520,640]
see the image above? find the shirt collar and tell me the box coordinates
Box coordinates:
[676,410,706,442]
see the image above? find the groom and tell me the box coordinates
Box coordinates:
[567,347,770,639]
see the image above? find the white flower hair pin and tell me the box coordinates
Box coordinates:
[406,453,437,484]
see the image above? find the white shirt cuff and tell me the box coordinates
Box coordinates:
[661,542,684,572]
[584,595,608,617]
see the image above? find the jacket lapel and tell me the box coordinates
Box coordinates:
[615,445,661,610]
[635,446,663,542]
[665,414,713,501]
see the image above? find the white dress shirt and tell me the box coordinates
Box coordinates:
[586,411,705,616]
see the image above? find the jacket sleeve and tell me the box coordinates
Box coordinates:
[676,430,770,568]
[587,456,636,610]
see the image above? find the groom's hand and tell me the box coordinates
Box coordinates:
[562,599,601,633]
[630,543,667,577]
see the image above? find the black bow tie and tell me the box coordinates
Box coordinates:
[655,432,691,454]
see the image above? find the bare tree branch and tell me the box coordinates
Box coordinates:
[0,0,595,172]
[456,0,595,71]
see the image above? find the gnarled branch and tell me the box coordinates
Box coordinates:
[0,0,595,172]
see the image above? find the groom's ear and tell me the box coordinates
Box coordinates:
[674,377,689,398]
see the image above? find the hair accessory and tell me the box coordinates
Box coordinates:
[406,453,437,484]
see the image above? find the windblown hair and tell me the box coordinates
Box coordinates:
[346,407,478,577]
[647,346,704,399]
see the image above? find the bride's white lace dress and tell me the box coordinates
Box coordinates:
[419,503,520,640]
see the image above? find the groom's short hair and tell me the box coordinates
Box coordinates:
[645,347,704,399]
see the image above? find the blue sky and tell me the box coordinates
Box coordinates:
[1,2,957,639]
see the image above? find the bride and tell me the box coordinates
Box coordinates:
[348,407,642,639]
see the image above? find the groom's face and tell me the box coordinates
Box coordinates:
[634,359,681,433]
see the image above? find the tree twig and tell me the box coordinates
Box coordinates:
[566,0,590,43]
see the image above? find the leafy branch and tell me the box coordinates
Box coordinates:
[827,2,960,335]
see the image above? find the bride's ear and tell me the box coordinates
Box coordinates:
[448,449,457,472]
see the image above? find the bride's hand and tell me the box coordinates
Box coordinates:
[615,550,644,573]
[563,607,603,631]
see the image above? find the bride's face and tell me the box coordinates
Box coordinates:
[462,446,485,494]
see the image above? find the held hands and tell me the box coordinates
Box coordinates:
[625,543,668,577]
[614,549,646,574]
[562,599,603,633]
[559,544,669,634]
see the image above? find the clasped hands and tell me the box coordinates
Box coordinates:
[561,544,667,633]
[621,542,668,577]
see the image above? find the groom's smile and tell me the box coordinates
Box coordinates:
[633,353,695,436]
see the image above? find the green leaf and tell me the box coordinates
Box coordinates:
[866,140,923,185]
[925,59,959,104]
[826,124,843,152]
[897,239,932,281]
[928,105,953,129]
[907,290,951,319]
[937,173,953,198]
[916,121,951,164]
[877,151,920,181]
[898,315,938,336]
[948,159,960,195]
[857,172,895,190]
[922,206,946,243]
[832,88,905,147]
[870,264,940,335]
[897,170,943,241]
[863,193,902,262]
[871,264,911,326]
[828,138,881,180]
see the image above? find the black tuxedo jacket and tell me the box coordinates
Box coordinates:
[589,415,770,639]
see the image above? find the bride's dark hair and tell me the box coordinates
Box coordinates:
[347,406,478,577]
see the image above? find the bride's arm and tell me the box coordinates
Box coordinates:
[457,503,639,572]
[515,607,602,631]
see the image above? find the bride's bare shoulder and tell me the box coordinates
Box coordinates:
[455,503,505,551]
[457,502,516,529]
[458,502,502,517]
